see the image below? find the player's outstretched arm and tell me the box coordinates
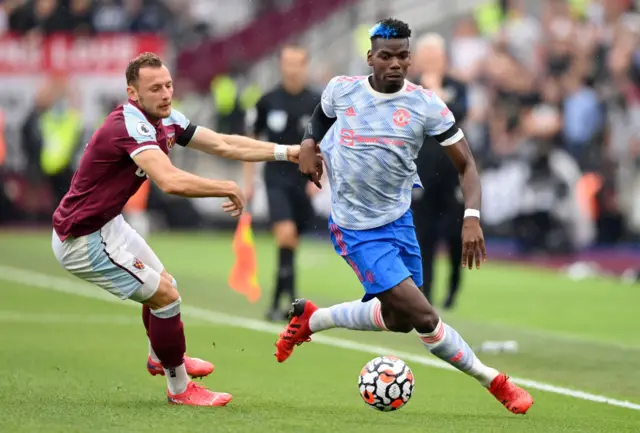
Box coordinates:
[442,136,486,270]
[186,126,300,163]
[132,149,244,216]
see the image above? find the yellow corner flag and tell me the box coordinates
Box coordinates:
[228,212,261,303]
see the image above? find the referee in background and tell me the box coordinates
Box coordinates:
[243,44,320,322]
[412,33,470,310]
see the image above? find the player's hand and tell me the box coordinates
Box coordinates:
[286,145,301,163]
[461,217,486,270]
[222,183,245,217]
[298,139,323,189]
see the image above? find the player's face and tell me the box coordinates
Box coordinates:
[368,39,411,86]
[280,47,309,91]
[127,65,174,119]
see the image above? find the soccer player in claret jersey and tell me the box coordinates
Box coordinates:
[51,52,300,407]
[274,19,534,415]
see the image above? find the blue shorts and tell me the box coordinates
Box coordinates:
[328,209,423,302]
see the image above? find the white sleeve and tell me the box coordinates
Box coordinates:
[422,93,464,146]
[320,76,341,118]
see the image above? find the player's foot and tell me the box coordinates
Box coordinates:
[147,355,214,379]
[167,381,232,407]
[488,373,533,415]
[274,298,318,363]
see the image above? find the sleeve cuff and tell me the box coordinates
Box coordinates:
[129,144,161,158]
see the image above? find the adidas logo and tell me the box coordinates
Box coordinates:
[345,106,357,116]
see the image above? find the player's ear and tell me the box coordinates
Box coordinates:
[367,50,373,67]
[126,85,137,102]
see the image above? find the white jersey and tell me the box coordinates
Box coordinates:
[320,75,463,230]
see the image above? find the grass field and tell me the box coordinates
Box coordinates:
[1,229,640,432]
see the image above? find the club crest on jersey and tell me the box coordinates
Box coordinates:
[137,122,154,138]
[167,132,176,149]
[133,258,145,270]
[392,109,411,127]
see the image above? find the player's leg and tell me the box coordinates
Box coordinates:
[142,279,231,406]
[377,278,532,414]
[266,186,299,321]
[119,218,214,379]
[51,219,230,407]
[387,210,531,413]
[274,219,397,362]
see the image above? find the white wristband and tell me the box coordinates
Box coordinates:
[274,144,288,161]
[464,209,480,219]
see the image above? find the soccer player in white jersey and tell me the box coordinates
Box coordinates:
[52,53,300,407]
[274,19,534,415]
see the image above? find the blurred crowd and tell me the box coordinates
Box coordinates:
[403,0,640,252]
[0,0,291,45]
[1,0,640,253]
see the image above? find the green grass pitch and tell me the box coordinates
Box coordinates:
[1,230,640,432]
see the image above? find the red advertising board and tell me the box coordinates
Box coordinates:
[0,33,166,75]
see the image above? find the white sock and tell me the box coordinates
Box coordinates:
[309,298,387,333]
[148,339,160,363]
[164,363,190,395]
[418,319,499,388]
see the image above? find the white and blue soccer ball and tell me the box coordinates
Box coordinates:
[358,356,415,411]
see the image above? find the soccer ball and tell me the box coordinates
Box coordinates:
[358,355,414,411]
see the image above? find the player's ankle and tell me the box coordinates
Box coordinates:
[308,308,331,333]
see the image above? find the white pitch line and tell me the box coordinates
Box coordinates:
[0,311,213,327]
[0,311,141,325]
[1,264,639,412]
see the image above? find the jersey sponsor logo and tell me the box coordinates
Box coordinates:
[136,122,154,138]
[392,109,411,127]
[135,167,148,178]
[133,258,145,270]
[339,128,404,147]
[267,110,287,133]
[337,75,365,83]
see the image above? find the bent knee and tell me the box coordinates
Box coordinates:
[145,278,180,311]
[382,309,414,333]
[387,320,414,333]
[412,311,440,334]
[160,270,177,288]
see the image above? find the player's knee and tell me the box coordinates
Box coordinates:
[387,320,414,333]
[381,308,414,333]
[145,277,180,311]
[150,295,181,319]
[412,310,440,334]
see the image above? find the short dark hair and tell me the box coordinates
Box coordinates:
[126,52,163,85]
[369,18,412,41]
